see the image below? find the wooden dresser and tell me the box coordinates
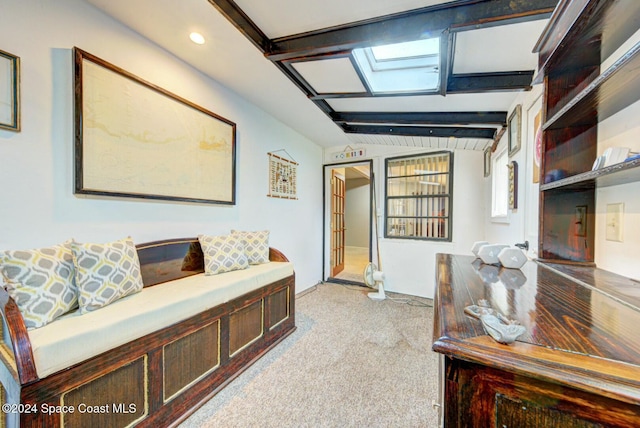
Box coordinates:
[432,253,640,427]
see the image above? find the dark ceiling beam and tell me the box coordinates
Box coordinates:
[207,0,272,53]
[332,111,507,126]
[447,71,535,92]
[309,68,534,99]
[341,124,497,139]
[266,0,557,61]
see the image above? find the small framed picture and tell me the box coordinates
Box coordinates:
[0,49,20,132]
[483,146,491,177]
[508,104,521,157]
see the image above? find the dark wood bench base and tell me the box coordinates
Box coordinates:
[0,239,295,427]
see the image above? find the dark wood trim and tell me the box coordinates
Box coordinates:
[311,99,337,117]
[309,90,439,100]
[0,289,38,384]
[206,0,272,53]
[341,123,497,139]
[307,70,535,99]
[446,71,534,93]
[331,111,507,126]
[265,0,557,61]
[441,30,455,97]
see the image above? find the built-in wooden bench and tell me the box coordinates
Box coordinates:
[0,238,296,427]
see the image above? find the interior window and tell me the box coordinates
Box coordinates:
[385,151,453,241]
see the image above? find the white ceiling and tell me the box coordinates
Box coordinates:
[84,0,550,149]
[234,0,450,39]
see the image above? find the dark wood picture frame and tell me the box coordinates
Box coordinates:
[483,146,491,177]
[508,104,522,157]
[74,47,237,205]
[0,49,20,132]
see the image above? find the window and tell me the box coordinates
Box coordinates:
[491,147,509,220]
[385,151,453,241]
[352,37,441,93]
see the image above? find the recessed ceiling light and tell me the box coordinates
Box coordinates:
[189,32,205,45]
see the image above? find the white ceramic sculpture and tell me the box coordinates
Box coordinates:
[497,247,528,269]
[471,241,490,257]
[477,244,509,265]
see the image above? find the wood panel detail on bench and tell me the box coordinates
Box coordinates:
[0,238,296,428]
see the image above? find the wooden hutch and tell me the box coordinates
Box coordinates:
[433,0,640,426]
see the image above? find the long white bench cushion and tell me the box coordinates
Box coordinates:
[28,261,293,379]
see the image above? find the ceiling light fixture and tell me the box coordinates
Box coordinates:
[189,32,205,45]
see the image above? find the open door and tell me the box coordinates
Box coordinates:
[330,170,345,276]
[324,161,372,284]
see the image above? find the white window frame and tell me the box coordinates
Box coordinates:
[491,146,510,223]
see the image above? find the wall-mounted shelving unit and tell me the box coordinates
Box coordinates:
[533,0,640,264]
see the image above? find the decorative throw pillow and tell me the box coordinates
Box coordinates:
[231,230,270,265]
[198,234,249,275]
[0,243,78,330]
[71,237,143,314]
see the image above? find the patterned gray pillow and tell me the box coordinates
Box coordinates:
[198,234,249,275]
[0,243,78,329]
[71,237,143,314]
[231,230,270,265]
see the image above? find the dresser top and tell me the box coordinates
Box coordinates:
[432,253,640,405]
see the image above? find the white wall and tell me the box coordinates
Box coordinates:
[0,0,324,293]
[593,30,640,281]
[484,85,543,254]
[345,177,370,247]
[324,146,486,298]
[594,100,640,281]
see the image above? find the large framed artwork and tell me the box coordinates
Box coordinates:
[74,47,236,204]
[0,49,20,132]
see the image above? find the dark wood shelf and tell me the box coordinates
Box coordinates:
[539,261,640,311]
[543,41,640,131]
[541,157,640,191]
[534,0,640,85]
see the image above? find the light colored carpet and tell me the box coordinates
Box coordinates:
[179,282,440,428]
[334,246,369,283]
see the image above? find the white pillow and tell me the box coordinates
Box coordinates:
[71,237,143,314]
[231,230,270,265]
[198,234,249,275]
[0,242,78,329]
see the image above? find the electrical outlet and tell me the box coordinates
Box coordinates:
[606,203,624,242]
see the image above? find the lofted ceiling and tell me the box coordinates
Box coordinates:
[85,0,556,150]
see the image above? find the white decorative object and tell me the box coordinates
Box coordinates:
[363,262,386,301]
[602,147,630,167]
[471,241,490,256]
[268,150,298,200]
[477,244,509,265]
[497,247,528,269]
[331,145,366,161]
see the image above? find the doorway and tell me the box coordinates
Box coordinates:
[324,161,372,284]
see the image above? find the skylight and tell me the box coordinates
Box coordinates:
[371,38,440,61]
[352,37,441,94]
